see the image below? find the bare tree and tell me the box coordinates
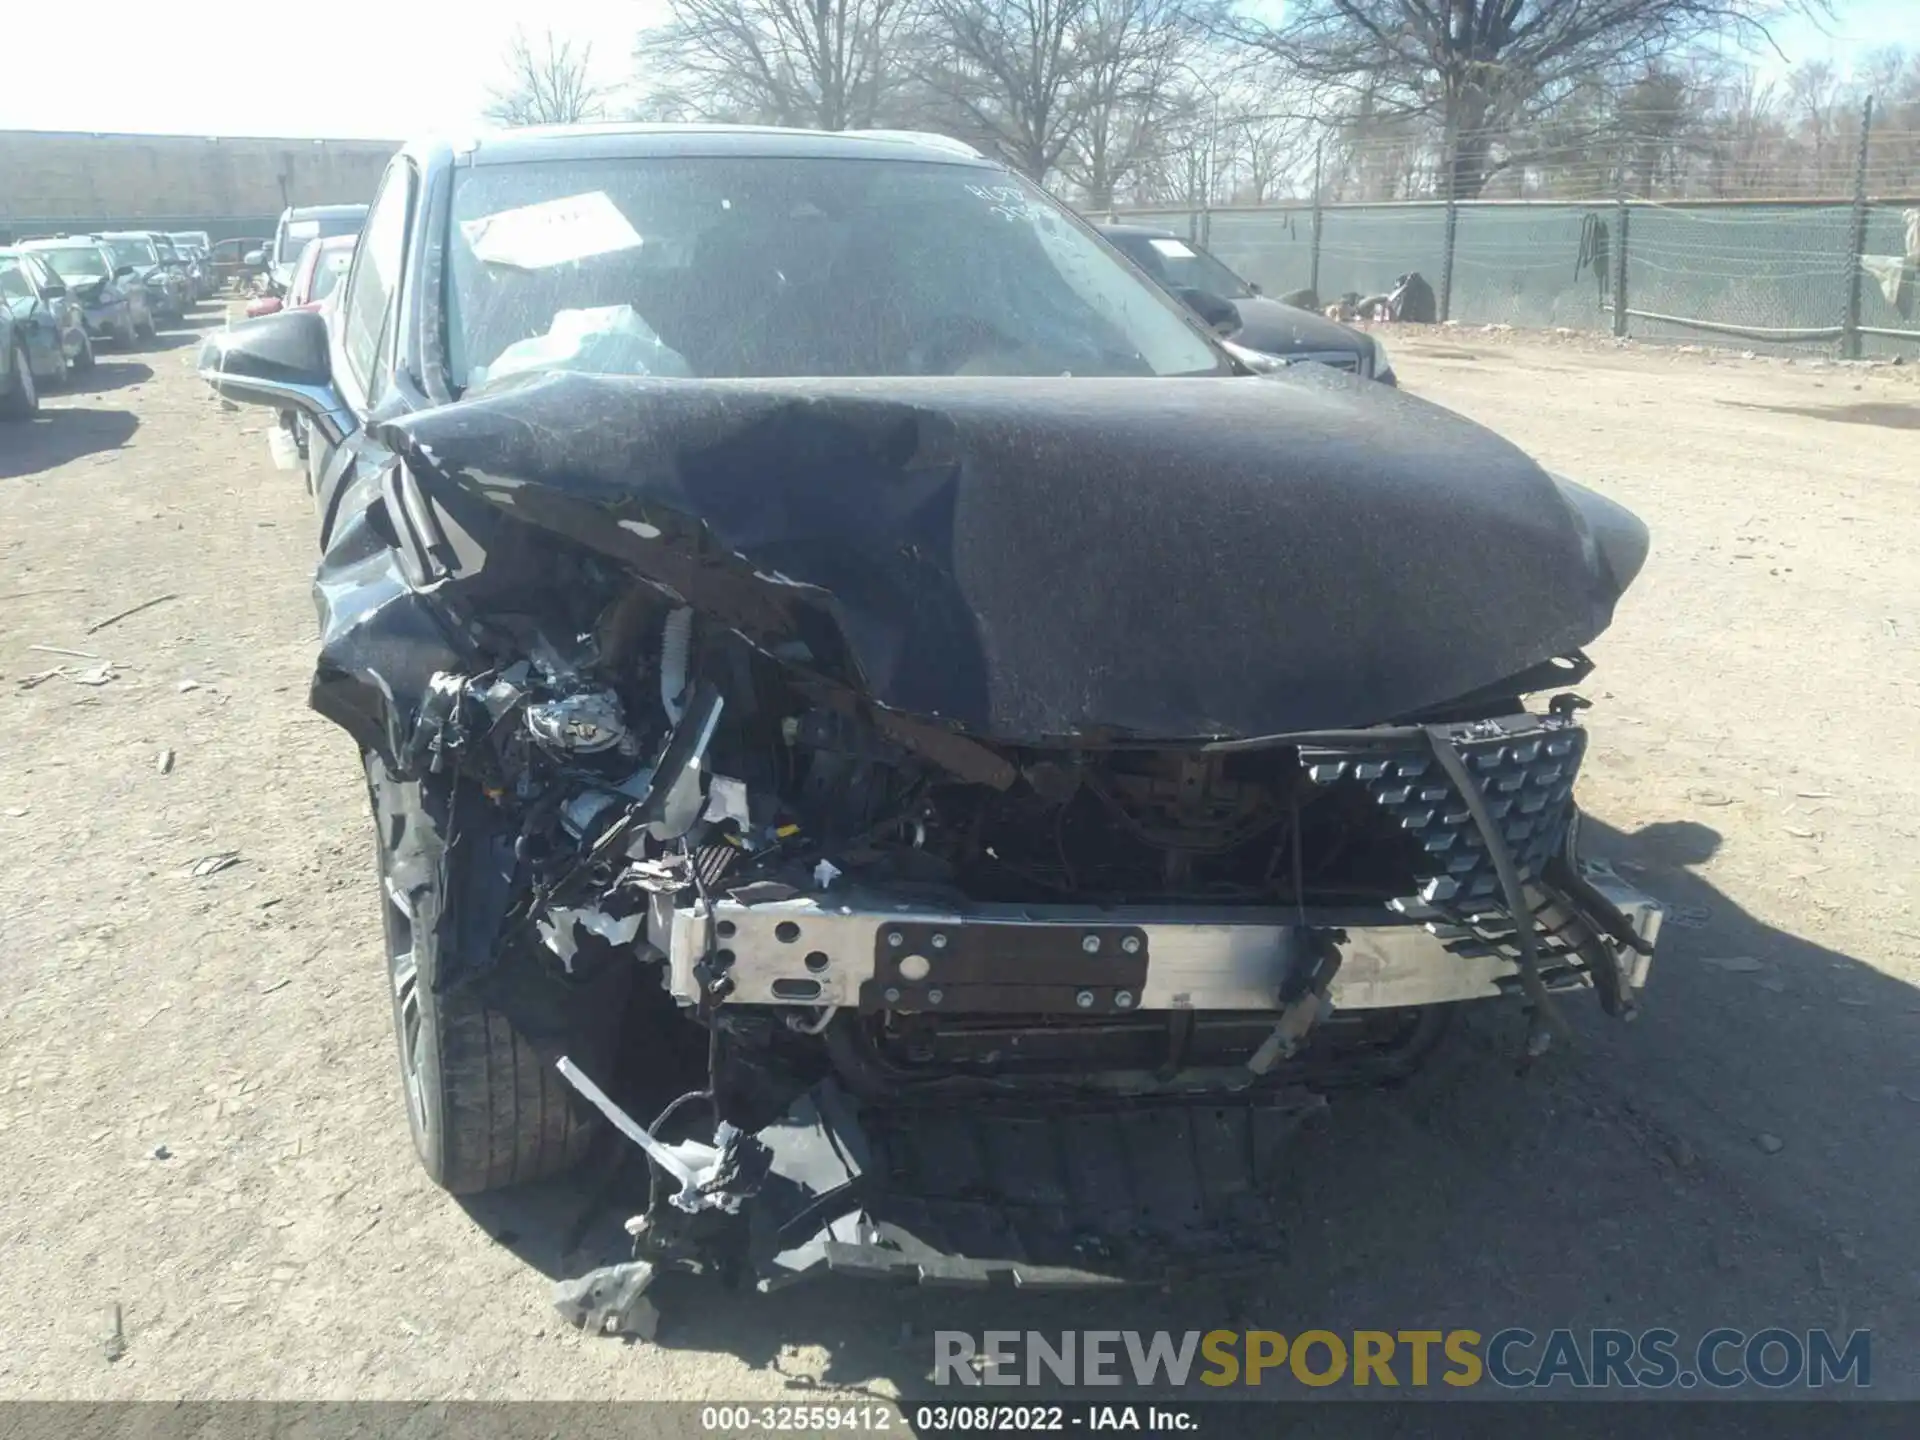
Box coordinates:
[921,0,1094,179]
[1225,0,1832,199]
[485,29,608,127]
[1701,64,1788,196]
[1223,107,1314,201]
[1615,64,1699,195]
[1784,59,1845,189]
[1056,0,1204,207]
[639,0,922,129]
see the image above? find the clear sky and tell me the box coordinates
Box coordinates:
[0,0,1905,141]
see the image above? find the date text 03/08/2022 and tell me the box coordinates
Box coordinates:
[700,1405,1195,1432]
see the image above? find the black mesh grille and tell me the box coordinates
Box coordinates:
[1299,716,1585,912]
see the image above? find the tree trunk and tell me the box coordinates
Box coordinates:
[1443,85,1495,200]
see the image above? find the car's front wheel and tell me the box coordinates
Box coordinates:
[0,343,38,420]
[74,332,96,373]
[365,753,628,1194]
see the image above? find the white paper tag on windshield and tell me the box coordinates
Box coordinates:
[1149,237,1198,258]
[461,191,644,269]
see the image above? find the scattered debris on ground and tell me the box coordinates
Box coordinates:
[87,593,180,634]
[102,1304,125,1364]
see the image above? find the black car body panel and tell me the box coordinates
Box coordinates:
[1224,294,1376,364]
[200,123,1663,1311]
[376,368,1640,747]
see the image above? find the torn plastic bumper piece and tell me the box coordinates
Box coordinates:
[559,1061,1328,1290]
[739,1080,1326,1290]
[552,1259,660,1338]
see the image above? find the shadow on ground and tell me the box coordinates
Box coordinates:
[0,406,139,478]
[461,815,1920,1415]
[140,322,212,352]
[1718,398,1920,430]
[66,360,154,395]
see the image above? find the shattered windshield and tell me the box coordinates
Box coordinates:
[445,156,1225,388]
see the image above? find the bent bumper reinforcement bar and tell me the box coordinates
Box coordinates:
[648,865,1662,1016]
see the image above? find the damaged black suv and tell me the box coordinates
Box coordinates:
[201,124,1663,1295]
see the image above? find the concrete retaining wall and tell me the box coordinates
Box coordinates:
[0,130,397,240]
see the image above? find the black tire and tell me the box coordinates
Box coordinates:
[137,313,156,340]
[74,333,96,373]
[365,752,629,1194]
[0,343,38,420]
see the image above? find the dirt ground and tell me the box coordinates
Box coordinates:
[2,314,1918,1405]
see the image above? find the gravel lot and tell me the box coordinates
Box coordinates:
[2,313,1918,1403]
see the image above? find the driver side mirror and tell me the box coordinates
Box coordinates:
[115,264,135,279]
[243,249,265,268]
[1247,282,1263,296]
[42,281,67,297]
[199,308,350,445]
[1173,285,1240,333]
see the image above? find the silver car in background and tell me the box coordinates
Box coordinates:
[20,239,151,346]
[0,248,95,383]
[168,233,216,300]
[99,232,187,324]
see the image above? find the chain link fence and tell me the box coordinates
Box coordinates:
[1112,196,1919,359]
[1108,107,1920,360]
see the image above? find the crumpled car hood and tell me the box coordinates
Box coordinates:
[380,368,1646,743]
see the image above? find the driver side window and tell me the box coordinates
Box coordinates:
[340,163,415,402]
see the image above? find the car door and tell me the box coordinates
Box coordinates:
[23,254,77,359]
[311,159,417,547]
[0,258,56,373]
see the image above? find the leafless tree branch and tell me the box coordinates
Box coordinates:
[485,28,609,127]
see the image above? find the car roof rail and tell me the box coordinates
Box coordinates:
[840,129,985,160]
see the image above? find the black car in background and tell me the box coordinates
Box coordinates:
[1097,223,1395,383]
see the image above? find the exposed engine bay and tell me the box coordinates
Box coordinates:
[313,369,1663,1300]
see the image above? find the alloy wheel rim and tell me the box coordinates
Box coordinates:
[383,877,428,1136]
